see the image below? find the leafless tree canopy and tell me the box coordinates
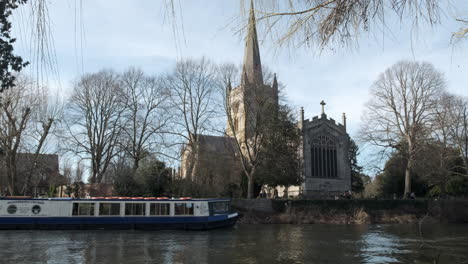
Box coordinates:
[120,68,171,171]
[0,74,61,195]
[166,58,221,146]
[434,93,468,174]
[61,159,85,186]
[360,61,445,195]
[249,0,444,49]
[61,61,221,185]
[165,58,222,180]
[65,70,125,184]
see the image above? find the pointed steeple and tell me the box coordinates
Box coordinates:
[272,73,278,90]
[241,66,249,86]
[242,0,263,85]
[227,79,232,93]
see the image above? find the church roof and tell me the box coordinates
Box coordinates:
[197,135,237,155]
[242,0,263,85]
[306,115,347,135]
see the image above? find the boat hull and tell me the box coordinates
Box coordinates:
[0,213,238,230]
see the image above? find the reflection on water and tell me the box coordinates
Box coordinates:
[360,228,407,263]
[0,224,467,264]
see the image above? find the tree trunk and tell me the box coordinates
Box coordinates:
[404,157,412,198]
[247,174,254,199]
[6,153,17,196]
[91,170,98,184]
[96,173,104,184]
[133,159,139,174]
[463,157,468,176]
[23,161,38,196]
[7,174,15,196]
[22,119,54,195]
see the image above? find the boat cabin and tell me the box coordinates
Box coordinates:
[0,197,238,230]
[0,197,232,218]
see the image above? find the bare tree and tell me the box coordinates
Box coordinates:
[247,0,445,49]
[0,75,59,195]
[20,82,62,195]
[65,70,125,183]
[427,93,460,188]
[61,159,84,184]
[434,93,468,174]
[360,61,445,197]
[453,98,468,173]
[73,160,84,183]
[166,58,220,179]
[218,63,278,198]
[60,159,85,197]
[120,67,171,172]
[0,76,33,195]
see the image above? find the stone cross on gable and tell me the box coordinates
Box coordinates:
[320,100,326,115]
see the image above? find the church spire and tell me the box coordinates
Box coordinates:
[272,73,278,90]
[227,79,232,93]
[242,0,263,85]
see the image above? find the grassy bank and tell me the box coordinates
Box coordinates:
[231,199,468,224]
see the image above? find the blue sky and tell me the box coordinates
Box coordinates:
[11,0,468,172]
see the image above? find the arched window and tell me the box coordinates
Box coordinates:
[234,118,239,132]
[311,135,338,178]
[232,102,240,115]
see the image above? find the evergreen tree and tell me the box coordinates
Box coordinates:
[348,139,370,194]
[256,105,302,190]
[136,158,172,197]
[0,0,28,93]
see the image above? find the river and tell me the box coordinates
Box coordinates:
[0,224,467,264]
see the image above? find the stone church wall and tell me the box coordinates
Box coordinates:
[301,115,351,197]
[180,136,243,197]
[193,151,243,196]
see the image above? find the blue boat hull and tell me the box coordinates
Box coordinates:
[0,214,238,230]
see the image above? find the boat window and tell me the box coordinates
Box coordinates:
[174,203,194,215]
[125,203,145,216]
[72,203,95,216]
[150,203,170,216]
[99,203,121,216]
[31,205,41,215]
[7,205,17,214]
[210,201,230,215]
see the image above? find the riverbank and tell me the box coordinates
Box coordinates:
[231,199,468,224]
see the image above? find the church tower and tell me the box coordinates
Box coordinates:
[226,0,279,143]
[300,101,351,197]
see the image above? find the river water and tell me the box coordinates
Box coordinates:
[0,224,467,264]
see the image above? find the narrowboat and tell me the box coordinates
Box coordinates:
[0,197,238,230]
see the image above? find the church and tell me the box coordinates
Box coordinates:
[180,1,351,198]
[298,103,351,197]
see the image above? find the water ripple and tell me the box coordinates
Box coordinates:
[0,224,467,264]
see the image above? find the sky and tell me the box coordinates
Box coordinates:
[11,0,468,172]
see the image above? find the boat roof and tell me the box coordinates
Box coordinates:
[0,197,231,202]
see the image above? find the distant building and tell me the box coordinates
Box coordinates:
[0,153,65,196]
